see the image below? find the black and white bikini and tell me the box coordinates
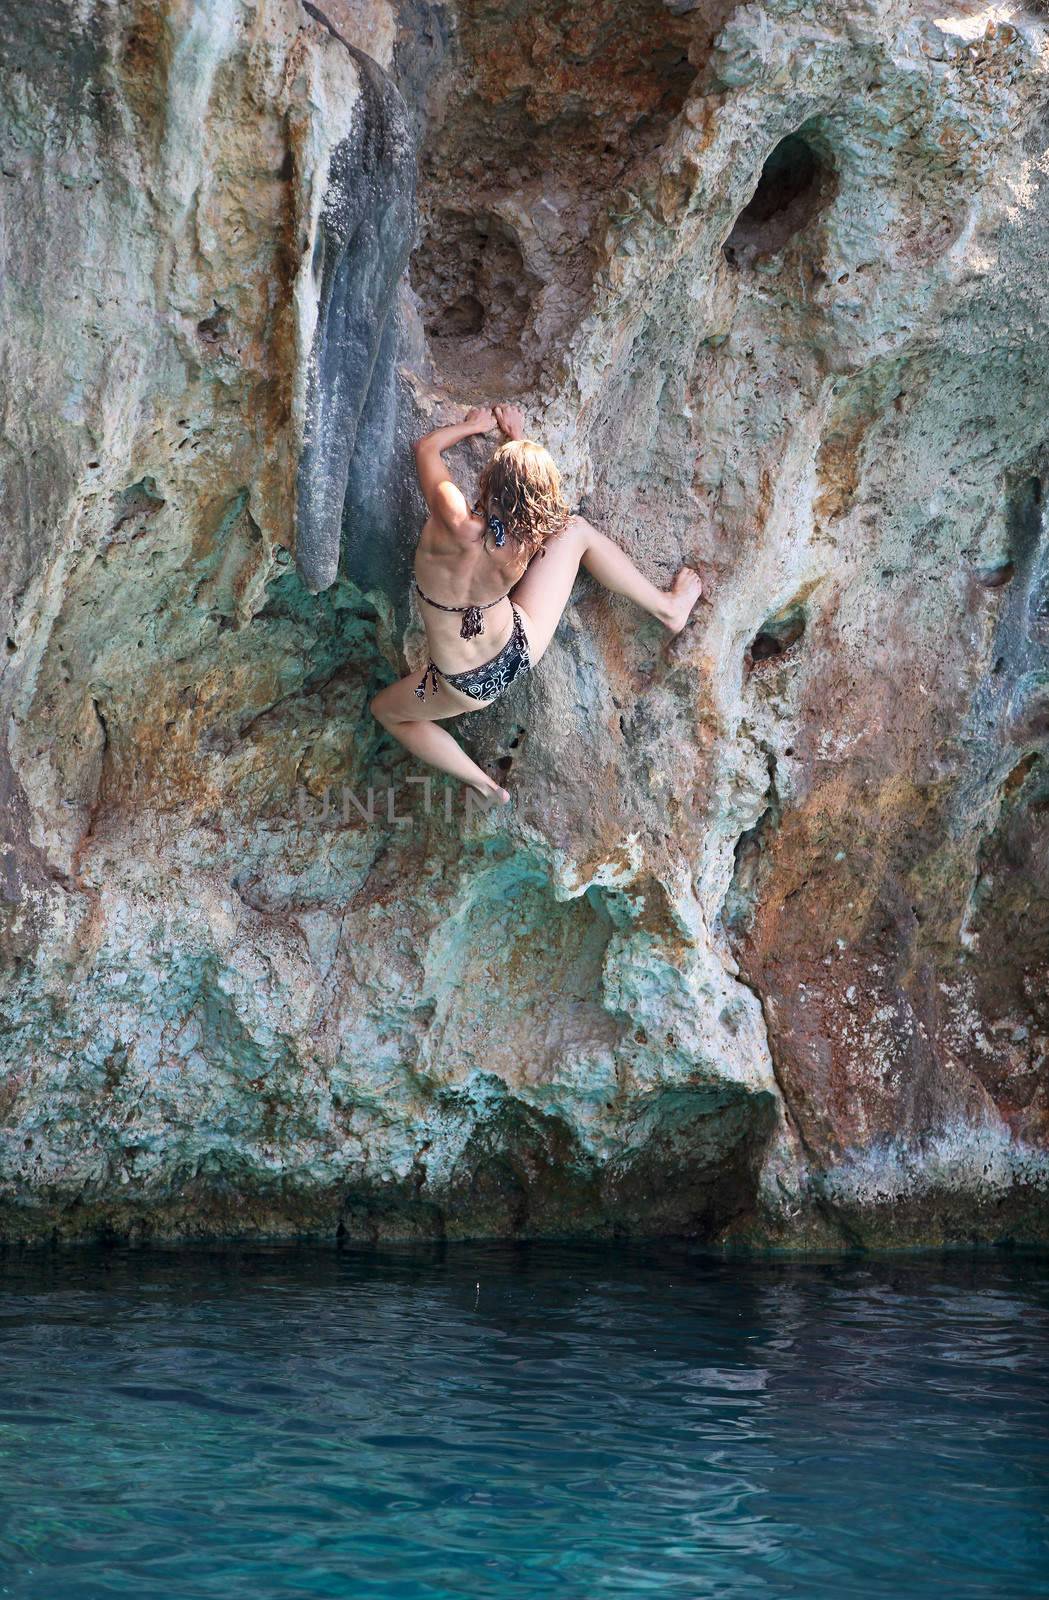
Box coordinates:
[412,581,531,703]
[412,503,532,703]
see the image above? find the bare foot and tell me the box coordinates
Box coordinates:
[661,567,704,634]
[466,777,511,807]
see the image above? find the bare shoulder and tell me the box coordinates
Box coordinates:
[443,511,485,549]
[420,507,482,552]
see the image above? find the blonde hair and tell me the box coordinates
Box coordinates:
[475,439,571,562]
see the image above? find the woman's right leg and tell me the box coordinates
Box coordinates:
[512,517,703,663]
[370,675,509,802]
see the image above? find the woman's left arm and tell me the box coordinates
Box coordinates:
[413,408,495,532]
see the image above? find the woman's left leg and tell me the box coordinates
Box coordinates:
[370,675,510,802]
[512,516,702,664]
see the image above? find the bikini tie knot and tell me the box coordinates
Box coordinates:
[414,660,440,700]
[459,606,484,640]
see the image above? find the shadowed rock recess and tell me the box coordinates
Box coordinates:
[1,0,1047,1248]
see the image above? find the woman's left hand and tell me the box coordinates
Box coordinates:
[463,406,497,434]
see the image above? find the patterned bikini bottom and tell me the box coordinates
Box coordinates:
[414,601,531,704]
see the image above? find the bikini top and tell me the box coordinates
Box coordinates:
[412,502,581,640]
[413,498,513,640]
[413,579,510,641]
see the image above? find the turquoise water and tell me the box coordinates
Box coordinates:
[0,1244,1046,1598]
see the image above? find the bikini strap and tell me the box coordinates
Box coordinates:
[414,658,440,700]
[413,580,510,614]
[413,579,510,641]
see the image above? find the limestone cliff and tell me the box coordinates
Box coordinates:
[1,0,1047,1247]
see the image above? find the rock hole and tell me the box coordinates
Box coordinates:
[5,638,15,655]
[197,303,230,343]
[109,476,165,539]
[1003,751,1038,797]
[723,126,836,267]
[438,293,484,336]
[749,602,806,663]
[411,209,540,394]
[495,725,526,776]
[974,560,1014,589]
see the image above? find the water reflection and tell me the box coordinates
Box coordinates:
[0,1243,1045,1598]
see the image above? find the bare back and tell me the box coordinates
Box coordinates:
[413,509,531,672]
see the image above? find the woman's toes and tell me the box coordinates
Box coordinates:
[467,779,512,808]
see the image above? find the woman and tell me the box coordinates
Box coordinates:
[370,403,703,804]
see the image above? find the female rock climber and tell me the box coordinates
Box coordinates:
[369,403,704,804]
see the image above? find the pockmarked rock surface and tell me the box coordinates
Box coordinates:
[1,0,1047,1247]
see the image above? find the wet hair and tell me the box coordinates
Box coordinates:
[475,439,571,562]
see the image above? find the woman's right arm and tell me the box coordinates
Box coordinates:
[412,408,495,530]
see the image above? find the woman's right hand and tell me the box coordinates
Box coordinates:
[494,403,526,441]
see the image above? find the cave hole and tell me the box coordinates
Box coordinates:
[439,293,484,336]
[723,127,836,267]
[749,603,807,664]
[411,209,540,394]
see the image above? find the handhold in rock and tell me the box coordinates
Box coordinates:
[972,559,1014,588]
[749,603,806,663]
[1007,670,1049,741]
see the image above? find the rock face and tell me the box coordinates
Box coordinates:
[1,0,1047,1247]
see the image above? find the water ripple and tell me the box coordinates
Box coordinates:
[0,1245,1045,1599]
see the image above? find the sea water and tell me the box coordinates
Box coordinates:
[0,1242,1046,1598]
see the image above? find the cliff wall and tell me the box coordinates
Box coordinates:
[1,0,1047,1246]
